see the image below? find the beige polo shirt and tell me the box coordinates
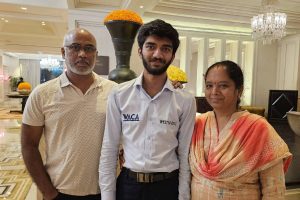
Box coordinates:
[22,72,117,195]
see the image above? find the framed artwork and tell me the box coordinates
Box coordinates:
[93,56,109,75]
[267,90,298,122]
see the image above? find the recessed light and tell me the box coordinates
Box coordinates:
[140,5,144,9]
[5,20,8,23]
[1,18,4,20]
[21,7,27,10]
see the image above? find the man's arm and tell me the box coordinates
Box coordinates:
[177,96,196,200]
[99,90,122,200]
[21,123,58,200]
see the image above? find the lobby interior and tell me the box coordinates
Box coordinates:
[0,0,300,199]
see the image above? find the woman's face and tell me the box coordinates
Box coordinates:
[205,66,241,113]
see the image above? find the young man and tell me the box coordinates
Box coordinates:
[21,28,116,200]
[99,19,196,200]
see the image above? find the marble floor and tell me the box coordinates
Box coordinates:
[0,119,35,200]
[0,115,300,199]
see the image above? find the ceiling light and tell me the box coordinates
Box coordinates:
[5,20,8,23]
[1,18,4,20]
[251,0,286,44]
[140,5,144,9]
[21,7,27,10]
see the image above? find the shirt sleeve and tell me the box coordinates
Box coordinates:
[177,95,196,200]
[99,89,122,200]
[259,160,286,200]
[22,86,45,126]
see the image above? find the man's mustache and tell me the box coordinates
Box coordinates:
[150,58,165,64]
[75,59,89,65]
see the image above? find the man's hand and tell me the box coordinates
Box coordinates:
[43,189,59,200]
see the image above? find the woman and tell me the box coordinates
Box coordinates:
[190,60,292,199]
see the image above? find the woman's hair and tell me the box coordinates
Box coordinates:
[137,19,180,55]
[204,60,244,107]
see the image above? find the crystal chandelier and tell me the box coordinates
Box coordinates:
[40,57,60,68]
[251,0,287,44]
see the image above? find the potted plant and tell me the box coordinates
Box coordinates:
[9,76,19,91]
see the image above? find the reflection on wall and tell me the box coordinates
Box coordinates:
[40,58,64,83]
[40,66,64,83]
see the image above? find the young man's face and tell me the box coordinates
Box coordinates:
[139,35,175,75]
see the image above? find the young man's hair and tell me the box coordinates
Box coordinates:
[137,19,180,55]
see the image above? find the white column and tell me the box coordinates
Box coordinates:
[276,35,300,91]
[196,38,208,96]
[0,55,3,103]
[180,36,194,94]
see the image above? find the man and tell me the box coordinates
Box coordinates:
[99,19,196,200]
[21,28,116,200]
[17,77,24,87]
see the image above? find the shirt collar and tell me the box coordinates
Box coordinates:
[59,71,103,89]
[60,71,71,87]
[133,73,175,92]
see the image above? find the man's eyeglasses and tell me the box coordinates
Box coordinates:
[65,43,97,53]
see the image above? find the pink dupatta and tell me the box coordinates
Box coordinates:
[190,111,292,181]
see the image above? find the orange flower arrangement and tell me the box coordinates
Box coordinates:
[104,9,143,24]
[17,82,31,94]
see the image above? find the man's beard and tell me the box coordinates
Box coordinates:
[142,55,172,76]
[66,60,95,75]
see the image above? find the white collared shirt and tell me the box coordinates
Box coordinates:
[99,74,196,200]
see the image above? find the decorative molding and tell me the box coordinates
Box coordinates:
[75,20,105,28]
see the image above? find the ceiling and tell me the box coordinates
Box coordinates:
[0,0,300,56]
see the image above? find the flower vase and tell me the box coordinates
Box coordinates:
[105,20,141,83]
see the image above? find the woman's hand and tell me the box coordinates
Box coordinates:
[171,80,183,89]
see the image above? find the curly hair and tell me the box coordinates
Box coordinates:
[137,19,179,55]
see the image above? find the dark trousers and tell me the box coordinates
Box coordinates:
[53,192,101,200]
[116,169,179,200]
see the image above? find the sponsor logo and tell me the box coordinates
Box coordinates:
[160,120,176,126]
[123,114,139,121]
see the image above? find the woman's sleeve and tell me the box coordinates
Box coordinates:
[259,160,286,200]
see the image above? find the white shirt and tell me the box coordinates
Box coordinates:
[99,74,196,200]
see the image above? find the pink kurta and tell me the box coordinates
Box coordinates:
[190,111,292,200]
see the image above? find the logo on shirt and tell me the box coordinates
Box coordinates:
[123,114,140,121]
[160,120,176,126]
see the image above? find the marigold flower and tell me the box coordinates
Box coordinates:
[167,65,188,83]
[104,9,143,24]
[17,82,31,91]
[17,82,31,94]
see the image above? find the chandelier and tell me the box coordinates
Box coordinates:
[251,0,287,44]
[40,57,60,68]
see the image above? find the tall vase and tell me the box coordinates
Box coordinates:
[105,20,141,83]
